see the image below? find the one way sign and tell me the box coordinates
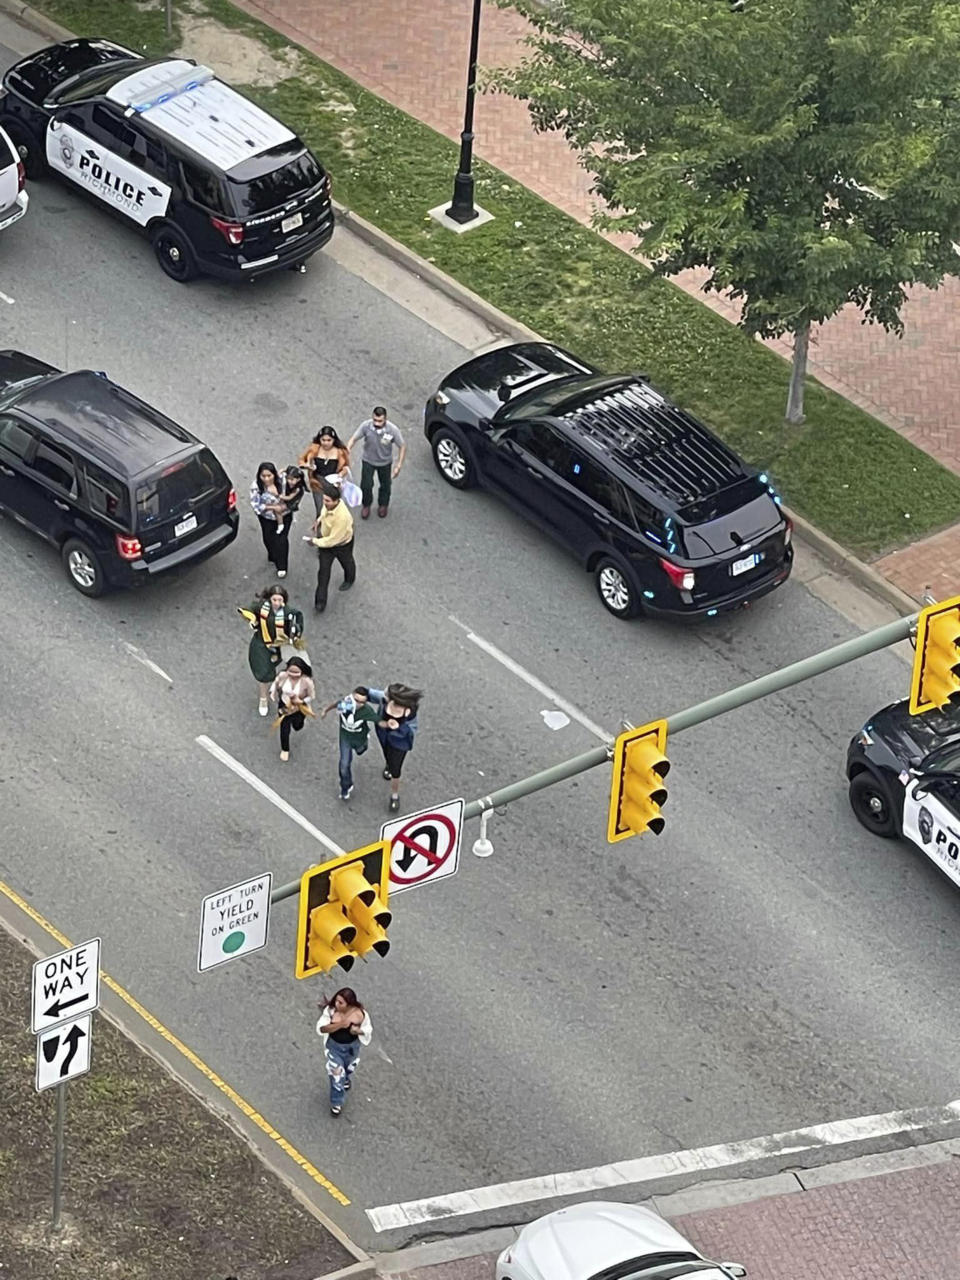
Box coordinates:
[32,938,101,1034]
[36,1014,92,1092]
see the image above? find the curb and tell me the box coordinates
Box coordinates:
[0,0,927,616]
[0,0,72,41]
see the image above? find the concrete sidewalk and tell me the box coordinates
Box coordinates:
[375,1141,960,1280]
[232,0,960,604]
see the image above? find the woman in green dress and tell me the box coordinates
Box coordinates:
[240,584,305,716]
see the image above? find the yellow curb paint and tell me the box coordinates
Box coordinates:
[0,878,350,1206]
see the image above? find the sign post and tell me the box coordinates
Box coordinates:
[31,939,100,1232]
[381,799,464,894]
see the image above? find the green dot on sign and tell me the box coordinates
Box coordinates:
[223,931,245,954]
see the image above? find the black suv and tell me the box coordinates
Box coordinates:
[0,40,334,281]
[0,350,239,596]
[425,343,793,619]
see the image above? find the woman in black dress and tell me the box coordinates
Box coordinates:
[298,427,350,515]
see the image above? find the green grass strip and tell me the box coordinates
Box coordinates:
[33,0,960,556]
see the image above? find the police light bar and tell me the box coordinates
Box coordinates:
[127,65,216,115]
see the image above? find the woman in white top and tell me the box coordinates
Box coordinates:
[316,988,372,1116]
[269,656,315,762]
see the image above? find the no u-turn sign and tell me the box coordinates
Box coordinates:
[381,799,464,894]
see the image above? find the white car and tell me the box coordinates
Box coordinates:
[0,122,27,232]
[497,1202,746,1280]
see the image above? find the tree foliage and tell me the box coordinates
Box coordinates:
[490,0,960,420]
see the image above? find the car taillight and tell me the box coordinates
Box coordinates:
[784,516,793,545]
[227,487,237,511]
[16,161,25,192]
[115,533,142,560]
[210,215,244,246]
[659,558,695,591]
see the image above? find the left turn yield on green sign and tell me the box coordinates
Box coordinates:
[198,874,273,972]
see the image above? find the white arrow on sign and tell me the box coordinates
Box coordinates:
[35,1013,92,1092]
[31,938,101,1034]
[381,799,464,894]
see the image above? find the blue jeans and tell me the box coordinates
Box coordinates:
[326,1037,360,1107]
[339,735,367,794]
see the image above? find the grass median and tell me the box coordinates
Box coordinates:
[31,0,960,557]
[0,925,351,1279]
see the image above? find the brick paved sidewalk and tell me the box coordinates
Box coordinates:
[381,1157,960,1280]
[234,0,960,601]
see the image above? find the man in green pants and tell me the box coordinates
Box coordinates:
[348,405,406,519]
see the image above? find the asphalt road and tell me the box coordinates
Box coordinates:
[1,23,960,1254]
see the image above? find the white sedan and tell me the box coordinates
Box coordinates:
[496,1202,746,1280]
[0,122,28,232]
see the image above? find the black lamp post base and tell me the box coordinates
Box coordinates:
[446,173,479,224]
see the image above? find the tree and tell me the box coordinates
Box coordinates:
[490,0,960,422]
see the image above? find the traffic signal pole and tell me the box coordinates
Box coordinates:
[269,611,916,905]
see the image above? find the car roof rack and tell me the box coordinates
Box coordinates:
[561,381,748,508]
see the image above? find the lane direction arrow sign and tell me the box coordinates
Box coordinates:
[32,938,101,1034]
[198,874,272,972]
[381,799,464,894]
[35,1014,92,1092]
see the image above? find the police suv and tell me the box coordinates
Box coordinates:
[0,39,334,281]
[847,699,960,890]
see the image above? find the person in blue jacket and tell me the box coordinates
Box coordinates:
[370,683,422,813]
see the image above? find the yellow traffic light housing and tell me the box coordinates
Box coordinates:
[295,841,392,978]
[909,595,960,715]
[607,719,670,843]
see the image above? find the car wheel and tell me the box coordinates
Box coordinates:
[849,771,897,838]
[595,557,640,619]
[430,425,476,489]
[151,224,199,282]
[4,121,46,177]
[62,538,105,598]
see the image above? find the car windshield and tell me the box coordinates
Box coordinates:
[498,373,623,422]
[590,1258,725,1280]
[225,145,323,216]
[922,739,960,775]
[136,449,225,526]
[10,42,136,104]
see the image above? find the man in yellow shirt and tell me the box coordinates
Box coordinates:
[307,481,356,613]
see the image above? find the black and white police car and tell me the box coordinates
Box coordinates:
[0,39,334,281]
[847,698,960,889]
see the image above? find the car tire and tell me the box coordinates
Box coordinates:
[151,224,199,283]
[61,538,105,598]
[430,425,476,489]
[4,121,47,178]
[595,557,641,619]
[849,770,897,838]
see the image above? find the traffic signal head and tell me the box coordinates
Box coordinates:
[608,720,670,843]
[910,596,960,715]
[296,841,392,978]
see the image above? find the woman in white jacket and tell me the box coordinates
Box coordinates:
[317,988,372,1115]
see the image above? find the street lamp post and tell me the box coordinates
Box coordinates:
[446,0,484,224]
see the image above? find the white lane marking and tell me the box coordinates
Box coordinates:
[366,1098,960,1230]
[0,290,14,305]
[448,614,612,744]
[123,641,173,685]
[196,735,344,858]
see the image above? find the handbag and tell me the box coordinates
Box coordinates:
[341,479,363,508]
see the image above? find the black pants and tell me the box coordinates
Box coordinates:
[279,701,306,751]
[315,539,356,607]
[257,515,289,572]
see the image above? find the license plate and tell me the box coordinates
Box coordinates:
[731,552,762,576]
[281,212,303,233]
[175,513,198,539]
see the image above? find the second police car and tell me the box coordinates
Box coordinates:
[0,38,334,281]
[847,699,960,890]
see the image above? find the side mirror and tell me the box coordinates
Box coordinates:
[496,382,511,403]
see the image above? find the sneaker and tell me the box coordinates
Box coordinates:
[361,506,371,520]
[340,785,354,801]
[389,795,400,813]
[382,768,392,780]
[280,750,290,762]
[277,569,286,579]
[343,1079,351,1091]
[338,580,354,591]
[314,601,326,613]
[330,1105,342,1116]
[258,699,269,717]
[378,506,388,518]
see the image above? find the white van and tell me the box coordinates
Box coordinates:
[0,122,28,231]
